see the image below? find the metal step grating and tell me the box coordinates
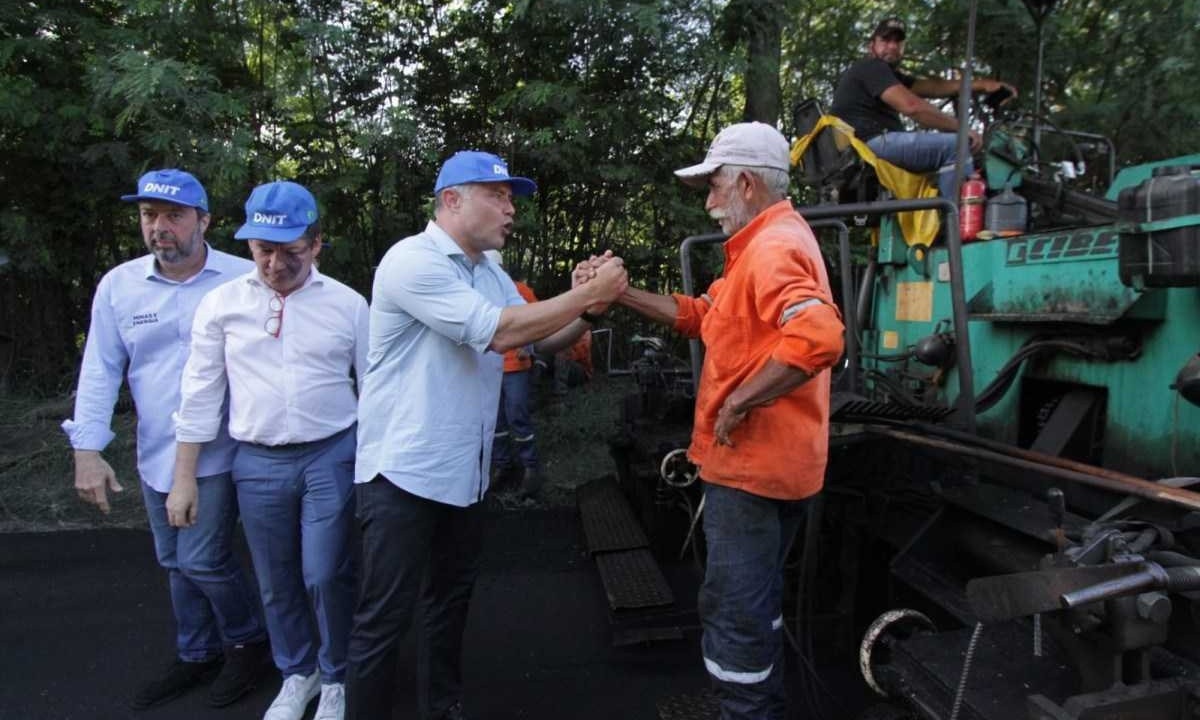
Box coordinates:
[595,548,674,610]
[577,476,649,554]
[656,690,720,720]
[831,398,955,423]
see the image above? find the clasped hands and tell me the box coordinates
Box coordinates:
[571,250,628,314]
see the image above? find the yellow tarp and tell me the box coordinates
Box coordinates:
[790,115,940,247]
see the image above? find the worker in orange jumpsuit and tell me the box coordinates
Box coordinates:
[552,328,593,397]
[575,122,845,719]
[484,250,543,497]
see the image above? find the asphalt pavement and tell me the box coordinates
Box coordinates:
[0,507,718,720]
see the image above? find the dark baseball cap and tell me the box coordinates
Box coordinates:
[872,17,907,40]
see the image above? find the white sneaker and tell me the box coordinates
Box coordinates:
[263,672,320,720]
[313,683,345,720]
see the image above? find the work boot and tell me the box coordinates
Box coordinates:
[208,639,270,707]
[131,656,222,710]
[518,467,544,498]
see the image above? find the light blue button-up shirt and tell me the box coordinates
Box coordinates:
[62,247,252,492]
[355,221,525,506]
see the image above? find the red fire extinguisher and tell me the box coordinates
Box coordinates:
[960,172,986,242]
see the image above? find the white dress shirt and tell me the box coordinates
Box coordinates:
[177,267,369,446]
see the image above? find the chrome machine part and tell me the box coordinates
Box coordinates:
[859,609,937,698]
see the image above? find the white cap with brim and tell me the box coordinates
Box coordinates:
[674,122,792,188]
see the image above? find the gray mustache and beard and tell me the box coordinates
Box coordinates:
[709,191,753,236]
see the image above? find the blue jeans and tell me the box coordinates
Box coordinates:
[234,425,357,682]
[493,369,538,470]
[345,478,485,720]
[699,481,809,720]
[867,131,973,199]
[142,473,265,662]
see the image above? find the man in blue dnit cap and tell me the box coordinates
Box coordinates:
[62,169,269,710]
[346,151,629,719]
[173,180,368,720]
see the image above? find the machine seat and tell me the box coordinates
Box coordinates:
[791,98,881,205]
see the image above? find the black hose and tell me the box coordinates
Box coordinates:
[974,339,1109,414]
[855,258,877,334]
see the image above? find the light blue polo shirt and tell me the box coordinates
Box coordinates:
[355,221,525,506]
[62,247,252,492]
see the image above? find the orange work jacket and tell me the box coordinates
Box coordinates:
[559,330,593,379]
[503,281,539,373]
[672,200,845,500]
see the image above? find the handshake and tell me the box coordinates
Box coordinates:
[571,250,628,315]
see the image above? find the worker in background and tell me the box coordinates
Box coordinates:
[552,327,593,397]
[173,181,368,720]
[62,169,269,710]
[576,122,845,719]
[482,249,544,497]
[830,16,1017,198]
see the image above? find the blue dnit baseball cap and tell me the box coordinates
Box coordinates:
[433,151,537,196]
[121,168,209,211]
[233,181,320,243]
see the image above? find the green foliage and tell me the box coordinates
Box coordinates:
[0,0,1197,394]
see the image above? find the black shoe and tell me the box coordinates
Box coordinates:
[131,657,222,710]
[436,701,466,720]
[208,640,270,707]
[518,467,544,498]
[489,465,508,491]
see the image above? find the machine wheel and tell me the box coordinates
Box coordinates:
[859,608,936,698]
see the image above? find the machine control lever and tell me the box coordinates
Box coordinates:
[1060,563,1200,608]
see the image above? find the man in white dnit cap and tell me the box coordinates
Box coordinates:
[578,122,845,719]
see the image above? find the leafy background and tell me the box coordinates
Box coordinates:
[5,0,1197,393]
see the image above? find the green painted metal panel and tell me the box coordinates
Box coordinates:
[866,230,1200,479]
[1105,154,1200,200]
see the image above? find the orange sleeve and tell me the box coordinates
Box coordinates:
[772,303,845,374]
[671,293,706,338]
[516,282,538,303]
[749,241,845,374]
[672,278,723,339]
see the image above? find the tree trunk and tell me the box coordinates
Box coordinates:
[742,0,783,124]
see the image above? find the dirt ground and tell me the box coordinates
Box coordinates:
[0,374,632,532]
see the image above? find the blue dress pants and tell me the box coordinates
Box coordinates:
[345,477,485,720]
[233,425,357,682]
[142,472,266,661]
[699,481,809,720]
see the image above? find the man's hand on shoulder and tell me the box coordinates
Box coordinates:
[73,450,123,514]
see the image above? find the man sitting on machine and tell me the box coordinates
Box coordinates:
[831,17,1017,199]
